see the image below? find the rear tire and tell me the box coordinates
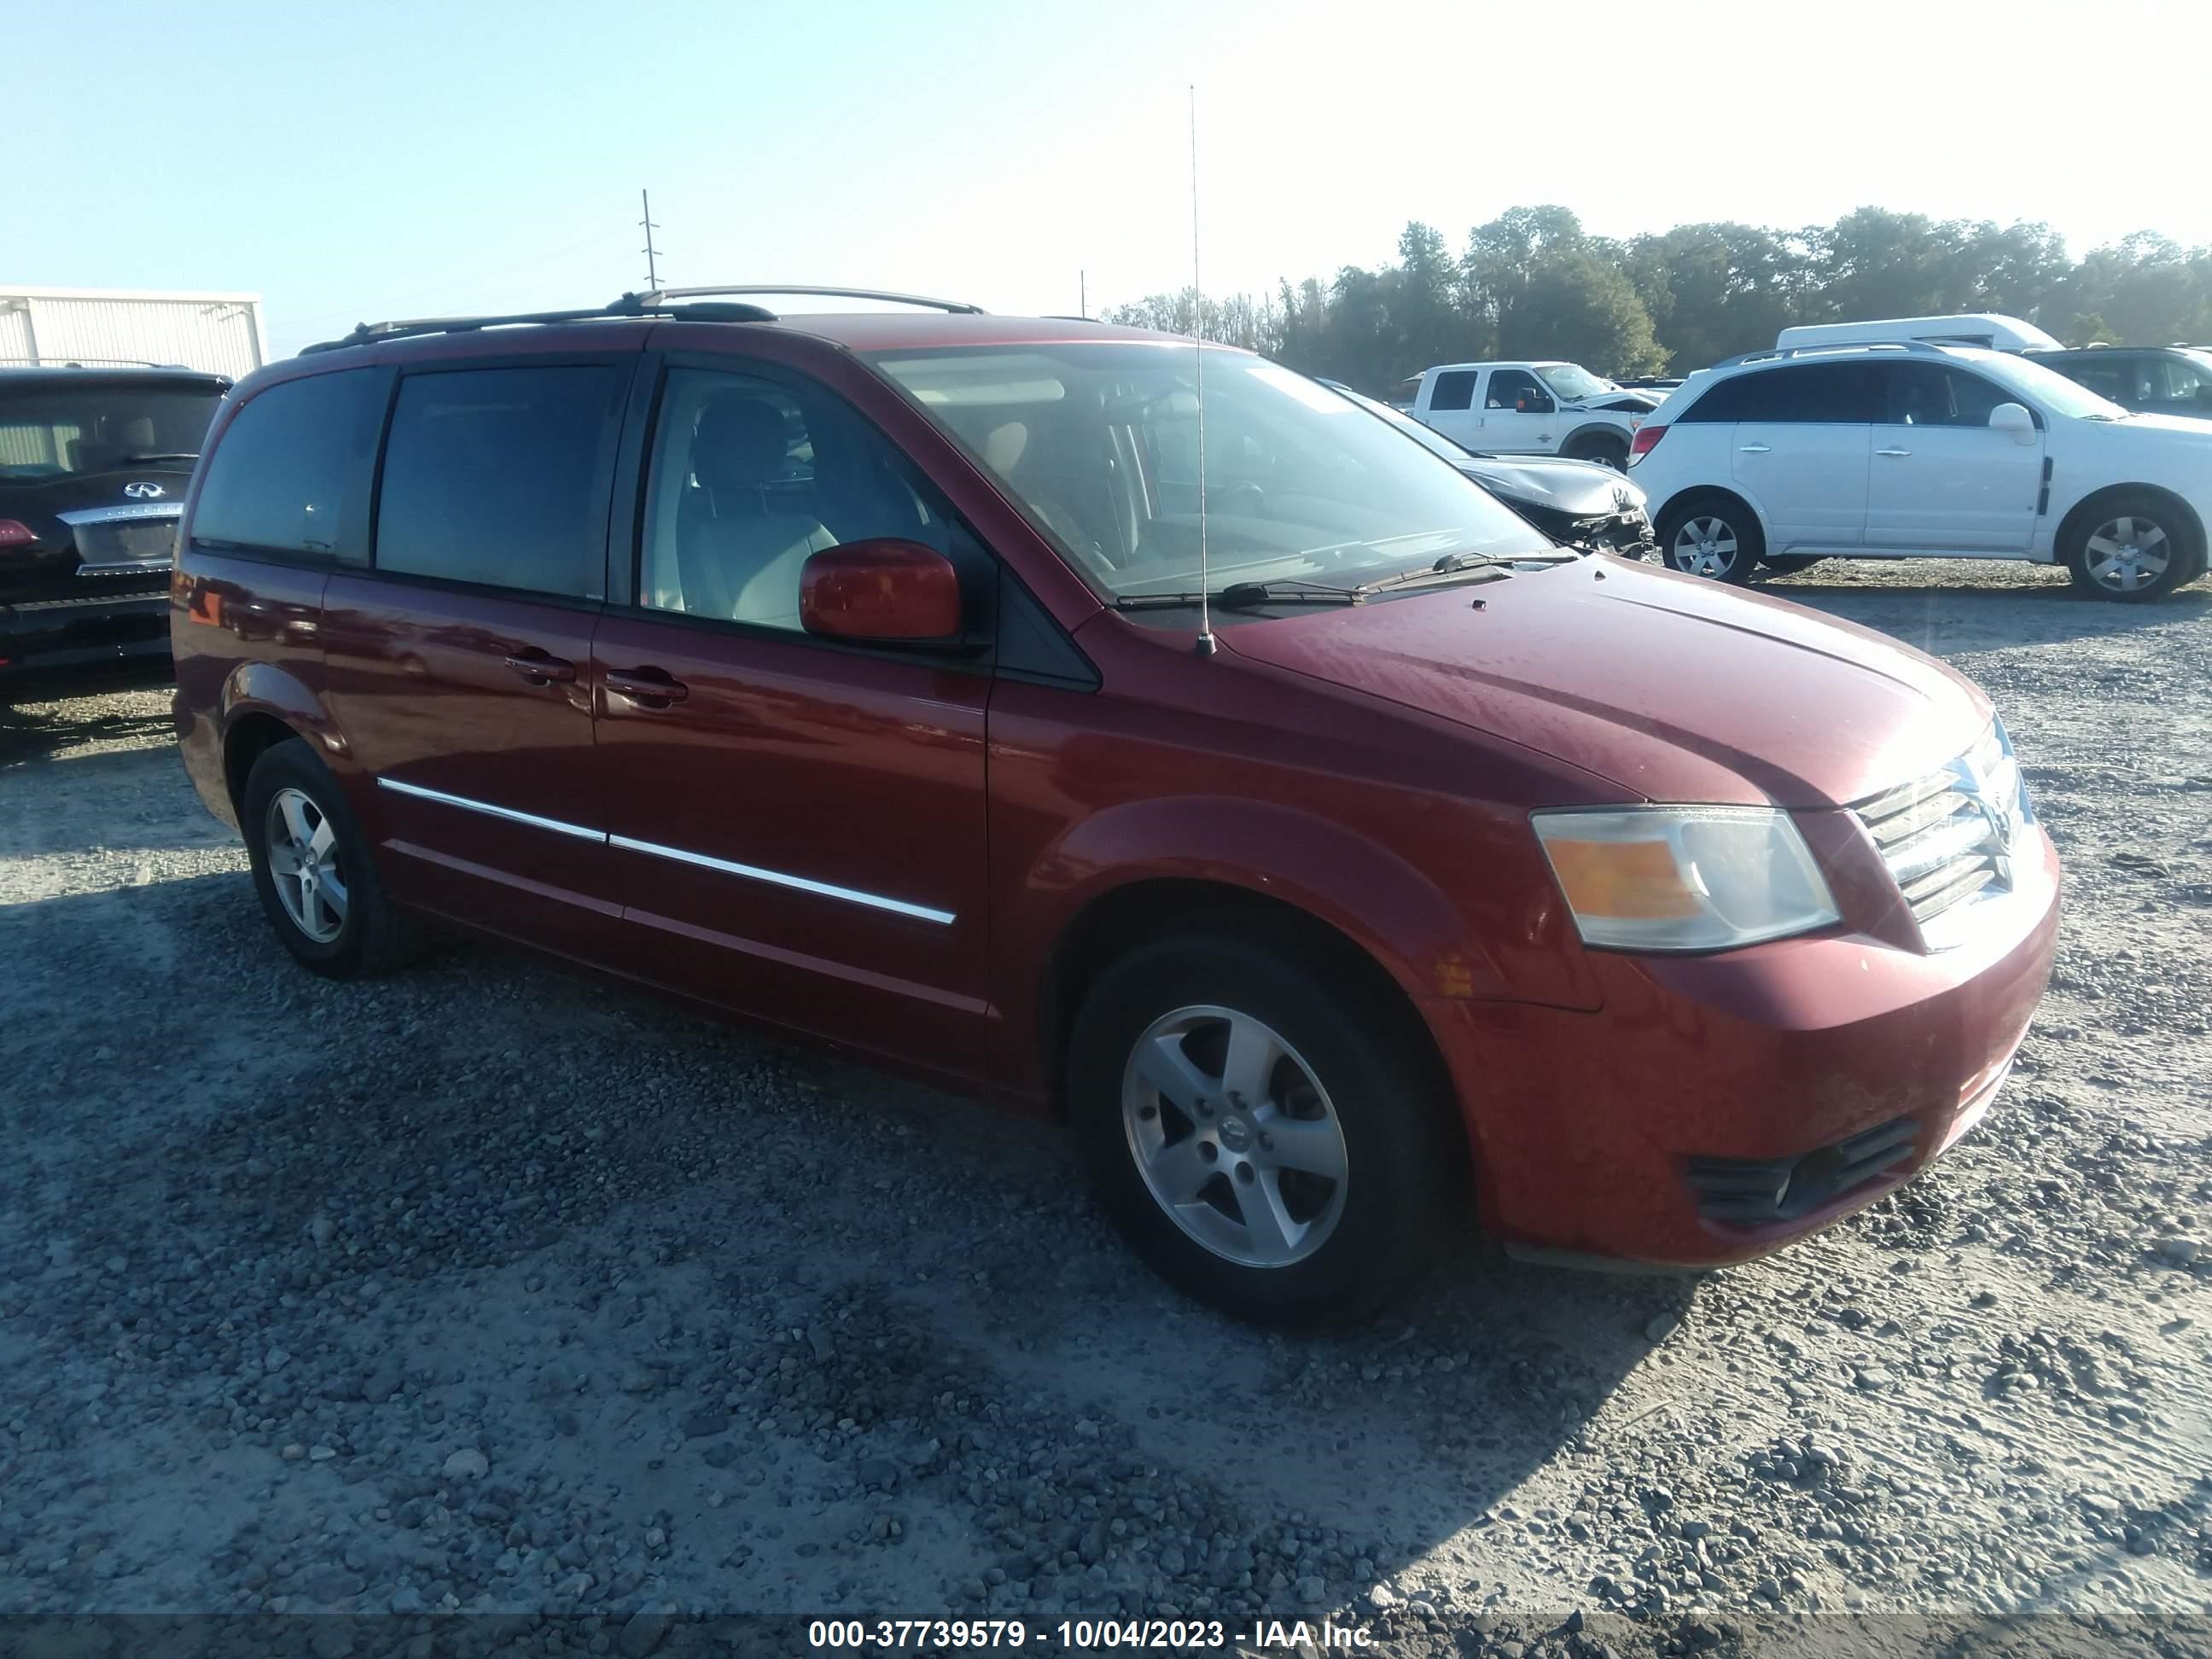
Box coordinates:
[2064,492,2202,602]
[242,738,423,980]
[1068,925,1462,1329]
[1656,493,1764,585]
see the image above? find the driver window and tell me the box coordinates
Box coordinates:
[1883,364,2011,428]
[640,369,943,631]
[1485,370,1541,410]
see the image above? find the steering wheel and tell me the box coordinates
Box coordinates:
[1219,481,1266,516]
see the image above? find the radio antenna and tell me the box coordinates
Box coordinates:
[1189,84,1214,658]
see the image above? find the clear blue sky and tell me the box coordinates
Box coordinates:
[15,0,2209,357]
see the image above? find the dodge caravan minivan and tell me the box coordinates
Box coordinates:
[171,288,2059,1325]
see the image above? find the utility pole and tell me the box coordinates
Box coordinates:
[1080,270,1086,319]
[639,189,663,293]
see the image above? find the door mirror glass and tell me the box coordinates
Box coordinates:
[800,538,963,642]
[1988,402,2037,444]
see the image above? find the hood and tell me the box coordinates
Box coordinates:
[1457,454,1646,515]
[1220,557,1989,810]
[1564,392,1660,415]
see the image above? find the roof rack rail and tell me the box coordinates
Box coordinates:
[0,356,186,370]
[633,284,985,315]
[1712,339,1951,370]
[300,292,781,356]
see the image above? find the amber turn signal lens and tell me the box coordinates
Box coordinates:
[1540,836,1703,922]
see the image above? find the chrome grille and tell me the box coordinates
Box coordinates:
[1854,722,2026,940]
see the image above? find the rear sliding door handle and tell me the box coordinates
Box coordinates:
[1876,448,1912,457]
[504,652,577,684]
[605,667,690,707]
[1737,443,1772,453]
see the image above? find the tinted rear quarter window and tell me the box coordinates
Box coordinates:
[1427,370,1478,412]
[375,365,621,599]
[1680,363,1881,423]
[191,370,379,557]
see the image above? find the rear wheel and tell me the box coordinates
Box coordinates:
[1656,494,1764,585]
[2064,493,2201,601]
[1068,926,1460,1328]
[242,738,422,979]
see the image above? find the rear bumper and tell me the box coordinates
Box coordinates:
[0,591,172,678]
[1427,824,2061,1267]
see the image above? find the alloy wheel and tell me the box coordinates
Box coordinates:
[1120,1004,1349,1268]
[1671,516,1738,578]
[265,786,349,944]
[2082,515,2173,594]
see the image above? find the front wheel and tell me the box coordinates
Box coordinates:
[1656,496,1764,584]
[1068,927,1461,1328]
[1567,435,1629,471]
[2065,495,2202,601]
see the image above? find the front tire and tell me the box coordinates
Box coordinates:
[1567,434,1629,471]
[1656,494,1765,584]
[2064,493,2201,602]
[1068,925,1461,1329]
[242,738,422,979]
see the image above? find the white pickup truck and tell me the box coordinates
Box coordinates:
[1394,361,1661,469]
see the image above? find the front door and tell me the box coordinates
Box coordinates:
[1865,363,2042,552]
[320,358,633,957]
[1476,368,1554,452]
[593,360,993,1079]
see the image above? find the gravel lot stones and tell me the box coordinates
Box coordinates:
[3,569,2211,1657]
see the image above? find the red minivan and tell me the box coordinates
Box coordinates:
[171,288,2060,1325]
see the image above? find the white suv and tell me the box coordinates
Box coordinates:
[1627,341,2212,601]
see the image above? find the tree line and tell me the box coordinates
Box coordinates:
[1103,207,2212,393]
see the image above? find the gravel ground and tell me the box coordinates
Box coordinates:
[3,565,2209,1659]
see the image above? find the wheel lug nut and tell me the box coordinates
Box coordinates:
[1236,1162,1254,1183]
[1259,1135,1273,1151]
[1199,1143,1217,1163]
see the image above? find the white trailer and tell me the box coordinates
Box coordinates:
[0,286,266,378]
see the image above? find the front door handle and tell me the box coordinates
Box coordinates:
[504,652,577,684]
[606,667,690,707]
[1738,443,1772,453]
[1876,447,1912,457]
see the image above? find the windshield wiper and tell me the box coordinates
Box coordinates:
[1114,577,1364,611]
[119,451,199,463]
[1356,550,1569,596]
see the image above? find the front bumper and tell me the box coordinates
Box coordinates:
[0,590,172,678]
[1425,823,2061,1266]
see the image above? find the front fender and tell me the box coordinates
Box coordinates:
[1042,794,1513,1006]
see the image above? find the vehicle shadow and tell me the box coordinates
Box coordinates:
[0,664,176,768]
[3,865,1690,1622]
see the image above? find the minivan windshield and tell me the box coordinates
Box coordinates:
[0,382,224,480]
[1534,363,1615,402]
[869,343,1551,600]
[1963,350,2132,422]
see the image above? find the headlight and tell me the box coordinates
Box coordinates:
[1532,806,1840,952]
